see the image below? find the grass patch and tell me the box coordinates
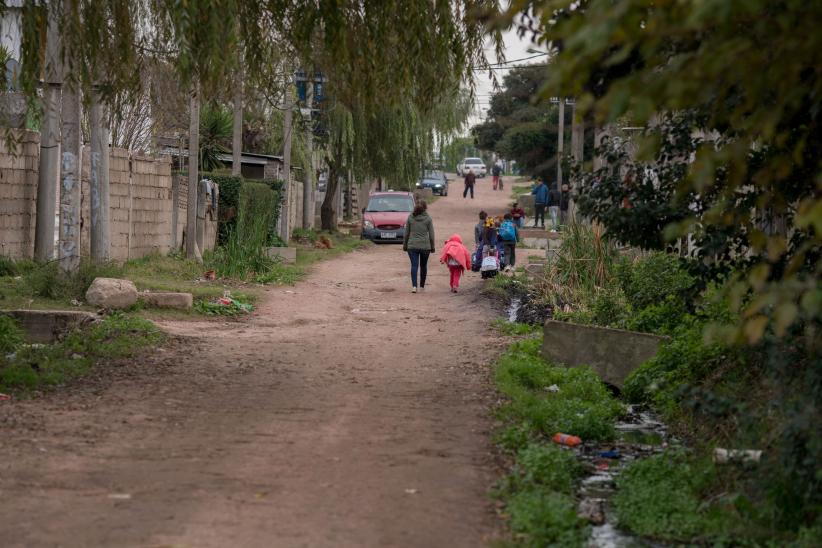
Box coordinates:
[294,231,371,268]
[0,313,164,393]
[492,318,541,336]
[492,336,623,547]
[495,336,624,445]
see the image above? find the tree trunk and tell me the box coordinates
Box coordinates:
[302,78,314,229]
[231,62,243,176]
[321,163,339,231]
[34,4,61,262]
[278,101,293,242]
[89,86,111,262]
[59,41,82,275]
[186,81,202,261]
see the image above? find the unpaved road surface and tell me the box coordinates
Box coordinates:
[1,177,519,547]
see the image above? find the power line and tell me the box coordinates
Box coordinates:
[470,52,549,71]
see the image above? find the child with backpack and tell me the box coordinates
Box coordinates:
[498,213,520,271]
[440,234,472,292]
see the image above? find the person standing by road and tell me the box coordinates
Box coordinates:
[463,169,476,199]
[511,202,525,228]
[403,200,435,293]
[491,162,502,191]
[499,213,520,271]
[548,184,561,232]
[531,178,548,228]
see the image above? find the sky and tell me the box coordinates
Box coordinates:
[466,24,546,130]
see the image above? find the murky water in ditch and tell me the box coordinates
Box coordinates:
[502,303,672,546]
[579,405,671,547]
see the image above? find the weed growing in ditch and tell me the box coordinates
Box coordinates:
[491,319,541,336]
[492,335,623,547]
[495,337,624,443]
[613,451,745,543]
[0,313,164,392]
[0,315,23,354]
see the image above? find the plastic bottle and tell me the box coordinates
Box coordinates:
[552,433,582,447]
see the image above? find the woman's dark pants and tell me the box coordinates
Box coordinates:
[408,250,430,288]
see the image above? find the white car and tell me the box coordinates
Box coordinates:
[457,157,487,177]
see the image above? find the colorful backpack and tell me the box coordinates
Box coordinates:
[499,220,517,241]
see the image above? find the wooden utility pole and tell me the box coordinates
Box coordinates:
[59,79,82,274]
[34,3,61,262]
[89,86,111,261]
[303,78,314,229]
[232,62,243,176]
[279,100,293,242]
[186,82,201,261]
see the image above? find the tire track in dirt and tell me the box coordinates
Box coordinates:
[0,177,517,547]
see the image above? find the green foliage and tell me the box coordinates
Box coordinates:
[495,337,623,442]
[506,490,588,547]
[510,444,582,495]
[199,104,231,171]
[211,181,279,280]
[207,173,283,247]
[507,0,822,342]
[254,263,301,285]
[0,314,163,392]
[613,451,732,542]
[616,253,696,311]
[492,319,542,336]
[22,260,124,301]
[0,316,23,355]
[472,66,565,180]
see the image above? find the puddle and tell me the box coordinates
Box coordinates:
[506,298,522,323]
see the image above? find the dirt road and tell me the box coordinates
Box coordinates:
[0,176,518,547]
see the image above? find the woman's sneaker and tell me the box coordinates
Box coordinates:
[411,287,417,293]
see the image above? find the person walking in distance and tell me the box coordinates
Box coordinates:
[498,213,520,271]
[531,178,548,228]
[491,162,502,191]
[463,168,476,199]
[440,233,472,293]
[548,184,561,232]
[403,200,435,293]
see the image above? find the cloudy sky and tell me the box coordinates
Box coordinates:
[466,25,546,130]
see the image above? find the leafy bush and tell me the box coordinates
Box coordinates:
[0,316,23,355]
[211,182,279,280]
[512,444,582,494]
[616,252,696,311]
[613,451,733,542]
[207,172,284,246]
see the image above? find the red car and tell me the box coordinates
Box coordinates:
[361,191,416,243]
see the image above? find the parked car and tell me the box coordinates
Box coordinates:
[456,157,487,177]
[415,170,449,195]
[361,191,416,243]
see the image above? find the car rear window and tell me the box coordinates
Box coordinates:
[366,195,414,212]
[466,158,484,164]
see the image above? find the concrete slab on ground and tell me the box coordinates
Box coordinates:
[264,246,297,264]
[139,291,193,310]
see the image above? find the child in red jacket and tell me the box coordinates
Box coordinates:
[440,234,472,292]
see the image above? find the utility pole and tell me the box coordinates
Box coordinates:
[302,77,314,229]
[552,97,565,188]
[279,99,293,242]
[569,99,583,221]
[89,85,110,261]
[34,3,60,262]
[232,60,243,176]
[186,81,201,261]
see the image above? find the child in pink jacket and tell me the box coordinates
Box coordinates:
[439,234,472,292]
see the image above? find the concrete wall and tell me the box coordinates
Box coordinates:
[81,147,177,260]
[0,128,214,262]
[542,319,666,389]
[0,129,39,258]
